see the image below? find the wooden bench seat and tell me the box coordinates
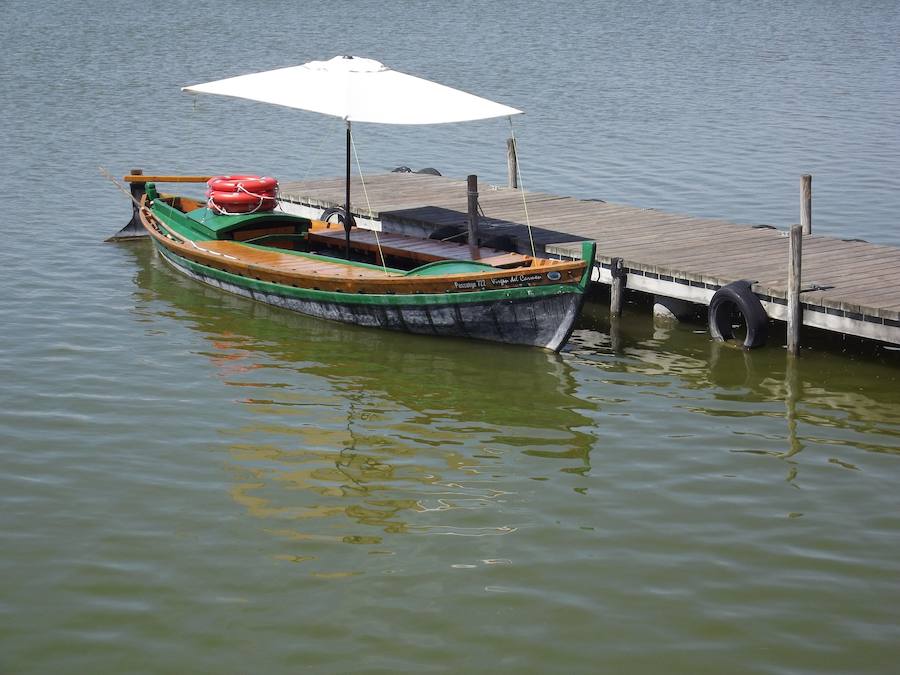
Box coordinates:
[307,226,532,268]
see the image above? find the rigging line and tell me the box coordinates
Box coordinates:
[350,131,388,274]
[301,123,331,182]
[507,117,536,258]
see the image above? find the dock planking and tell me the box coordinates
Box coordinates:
[279,173,899,345]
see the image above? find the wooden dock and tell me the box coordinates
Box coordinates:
[278,173,900,346]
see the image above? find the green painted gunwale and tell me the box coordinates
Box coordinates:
[147,187,596,309]
[155,242,590,308]
[148,196,596,287]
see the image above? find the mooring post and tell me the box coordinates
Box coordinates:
[610,257,625,317]
[787,224,803,355]
[467,174,480,258]
[800,174,812,235]
[507,138,518,189]
[609,316,622,353]
[784,355,803,459]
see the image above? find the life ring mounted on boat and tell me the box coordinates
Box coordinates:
[207,190,275,204]
[208,175,278,193]
[206,174,279,215]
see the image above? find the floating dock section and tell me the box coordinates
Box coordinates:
[278,173,900,347]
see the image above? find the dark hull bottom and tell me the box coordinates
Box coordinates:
[160,249,583,350]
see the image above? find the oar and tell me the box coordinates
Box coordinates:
[123,174,213,183]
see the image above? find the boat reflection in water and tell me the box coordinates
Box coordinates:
[128,245,598,569]
[127,244,899,575]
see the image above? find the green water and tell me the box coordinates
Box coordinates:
[2,0,900,672]
[3,244,898,673]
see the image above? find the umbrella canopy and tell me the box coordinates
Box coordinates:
[182,55,522,260]
[182,55,523,125]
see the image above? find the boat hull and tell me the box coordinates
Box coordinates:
[156,243,585,350]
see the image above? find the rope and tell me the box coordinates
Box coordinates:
[207,197,267,216]
[350,131,388,274]
[142,202,239,261]
[301,128,330,182]
[236,184,278,201]
[208,182,278,216]
[187,236,240,260]
[508,117,536,258]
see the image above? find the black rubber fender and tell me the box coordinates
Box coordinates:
[320,207,356,229]
[708,280,768,349]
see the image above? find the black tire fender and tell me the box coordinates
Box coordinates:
[320,207,356,229]
[708,280,768,349]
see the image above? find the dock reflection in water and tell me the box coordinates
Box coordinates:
[572,305,900,485]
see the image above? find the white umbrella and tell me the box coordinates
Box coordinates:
[183,55,522,124]
[183,55,523,253]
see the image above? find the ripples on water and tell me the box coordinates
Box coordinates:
[2,0,899,673]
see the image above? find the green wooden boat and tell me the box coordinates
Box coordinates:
[134,182,595,351]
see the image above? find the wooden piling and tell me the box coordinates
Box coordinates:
[787,224,803,355]
[610,257,625,317]
[467,174,480,258]
[609,316,622,352]
[801,174,812,235]
[507,138,518,189]
[784,356,803,458]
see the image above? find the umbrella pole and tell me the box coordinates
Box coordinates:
[344,121,352,259]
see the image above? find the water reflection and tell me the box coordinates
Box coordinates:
[570,309,900,483]
[126,245,597,567]
[124,242,899,577]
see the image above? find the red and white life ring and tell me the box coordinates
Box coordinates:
[206,190,277,205]
[207,200,273,214]
[207,175,278,193]
[206,174,279,214]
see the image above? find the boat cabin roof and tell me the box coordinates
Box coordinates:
[183,207,310,239]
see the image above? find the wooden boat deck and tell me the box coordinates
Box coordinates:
[279,173,900,344]
[198,240,404,278]
[152,230,586,296]
[308,226,531,267]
